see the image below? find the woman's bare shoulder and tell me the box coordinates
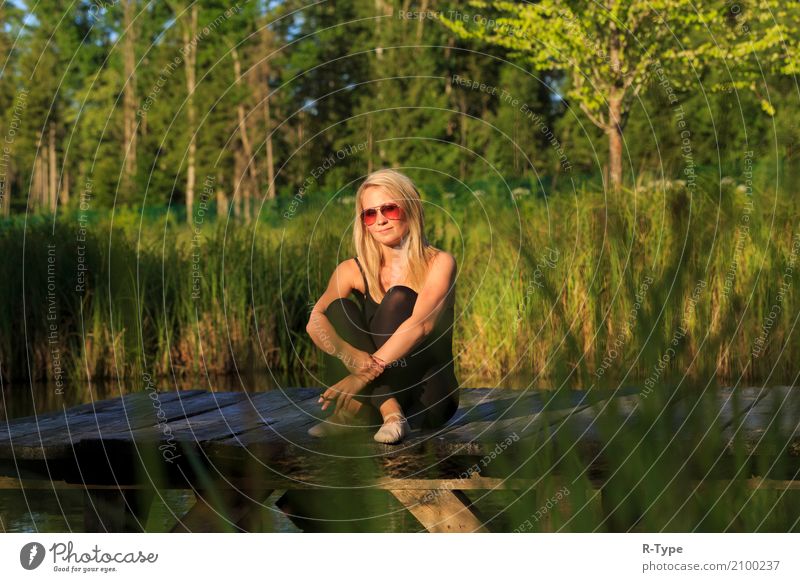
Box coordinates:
[426,249,456,287]
[429,248,456,269]
[324,257,361,291]
[339,257,364,293]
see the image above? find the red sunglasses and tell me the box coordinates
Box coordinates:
[359,202,404,226]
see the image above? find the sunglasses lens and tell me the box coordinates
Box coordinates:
[361,208,378,225]
[381,204,402,220]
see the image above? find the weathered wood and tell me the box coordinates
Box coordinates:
[210,388,347,447]
[95,392,251,442]
[1,390,205,441]
[66,391,247,443]
[374,476,536,490]
[0,390,213,458]
[389,488,489,532]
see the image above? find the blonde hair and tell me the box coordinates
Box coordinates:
[353,169,439,302]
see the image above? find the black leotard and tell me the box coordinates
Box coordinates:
[352,256,455,361]
[319,256,459,428]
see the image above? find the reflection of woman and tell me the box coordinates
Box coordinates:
[305,169,459,444]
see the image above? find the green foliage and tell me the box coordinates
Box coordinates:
[438,0,800,187]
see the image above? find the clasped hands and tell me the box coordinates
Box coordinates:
[318,348,388,412]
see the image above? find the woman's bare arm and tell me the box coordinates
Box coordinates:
[305,260,361,361]
[371,252,457,366]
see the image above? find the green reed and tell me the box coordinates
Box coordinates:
[1,178,797,386]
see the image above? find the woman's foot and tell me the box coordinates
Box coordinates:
[373,412,410,444]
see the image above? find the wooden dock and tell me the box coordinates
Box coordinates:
[1,385,798,532]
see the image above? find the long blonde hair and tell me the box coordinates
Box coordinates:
[353,169,439,302]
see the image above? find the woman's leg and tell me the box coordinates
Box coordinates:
[324,290,459,429]
[320,297,375,381]
[404,361,460,429]
[362,287,429,415]
[320,298,381,423]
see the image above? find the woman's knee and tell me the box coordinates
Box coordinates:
[370,287,418,343]
[380,286,417,315]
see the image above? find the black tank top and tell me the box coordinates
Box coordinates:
[352,255,455,361]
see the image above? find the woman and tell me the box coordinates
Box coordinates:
[305,168,459,445]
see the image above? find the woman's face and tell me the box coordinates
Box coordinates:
[360,185,409,247]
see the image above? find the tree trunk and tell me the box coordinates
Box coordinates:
[296,110,305,183]
[263,93,276,200]
[607,97,623,192]
[1,164,9,216]
[416,0,428,44]
[48,121,57,212]
[123,0,138,189]
[232,148,250,222]
[231,45,258,219]
[458,93,468,180]
[259,26,276,200]
[374,0,389,59]
[233,167,241,220]
[32,131,44,210]
[215,168,228,218]
[607,20,624,192]
[183,5,198,222]
[60,164,69,206]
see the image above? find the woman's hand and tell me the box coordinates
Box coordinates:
[342,348,384,382]
[319,374,369,412]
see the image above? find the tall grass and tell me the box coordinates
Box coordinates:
[1,177,797,386]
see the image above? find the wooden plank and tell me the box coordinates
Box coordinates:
[389,488,489,532]
[374,476,544,490]
[210,388,334,447]
[375,389,628,463]
[1,391,222,458]
[212,387,495,447]
[3,475,797,493]
[150,391,277,442]
[66,391,245,441]
[3,391,207,458]
[0,476,147,490]
[0,390,204,442]
[196,390,645,479]
[1,389,194,428]
[95,392,253,442]
[404,387,637,446]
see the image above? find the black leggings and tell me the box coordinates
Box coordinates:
[322,288,459,430]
